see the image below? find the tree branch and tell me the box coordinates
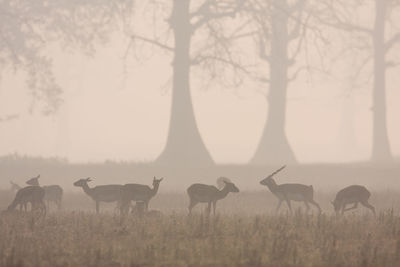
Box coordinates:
[385,32,400,53]
[130,35,174,52]
[191,0,243,30]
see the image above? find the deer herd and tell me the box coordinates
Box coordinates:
[4,166,376,217]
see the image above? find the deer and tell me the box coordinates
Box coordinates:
[7,185,46,215]
[187,177,240,215]
[73,178,123,213]
[332,185,375,216]
[260,166,321,214]
[26,175,63,210]
[120,177,163,214]
[9,181,27,211]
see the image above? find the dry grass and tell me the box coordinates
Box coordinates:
[1,191,400,267]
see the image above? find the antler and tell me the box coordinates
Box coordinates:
[268,165,286,178]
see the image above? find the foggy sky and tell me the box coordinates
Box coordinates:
[0,40,399,164]
[0,1,400,164]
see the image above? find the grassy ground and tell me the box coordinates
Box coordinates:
[1,190,400,266]
[1,211,400,266]
[1,159,400,266]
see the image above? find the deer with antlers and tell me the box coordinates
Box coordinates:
[260,166,321,214]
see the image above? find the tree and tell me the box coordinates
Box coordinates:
[317,0,400,162]
[127,0,245,166]
[0,0,129,117]
[245,0,309,165]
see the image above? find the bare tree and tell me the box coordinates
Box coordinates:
[243,0,310,165]
[126,0,245,166]
[316,0,400,162]
[0,0,130,117]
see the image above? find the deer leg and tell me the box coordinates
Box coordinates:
[212,201,217,215]
[360,200,376,216]
[96,201,100,214]
[275,199,282,213]
[285,198,292,214]
[41,201,47,217]
[206,202,211,215]
[304,201,310,213]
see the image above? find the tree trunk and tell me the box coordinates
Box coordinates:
[156,0,214,166]
[371,0,392,162]
[251,0,297,165]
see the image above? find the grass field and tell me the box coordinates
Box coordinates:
[1,190,400,267]
[1,160,400,266]
[1,210,400,266]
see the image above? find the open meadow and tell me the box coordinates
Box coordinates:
[1,189,400,267]
[1,161,400,266]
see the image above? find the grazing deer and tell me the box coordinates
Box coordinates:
[73,178,123,213]
[260,166,321,214]
[120,177,163,214]
[332,185,375,215]
[7,186,46,215]
[187,177,240,215]
[9,181,27,211]
[26,175,63,210]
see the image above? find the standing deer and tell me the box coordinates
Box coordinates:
[332,185,375,215]
[120,177,163,214]
[260,166,321,214]
[7,186,46,215]
[26,175,63,210]
[187,177,240,215]
[73,178,123,213]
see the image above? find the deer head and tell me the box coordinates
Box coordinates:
[26,174,40,186]
[260,166,286,185]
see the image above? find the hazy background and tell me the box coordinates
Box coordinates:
[0,0,399,191]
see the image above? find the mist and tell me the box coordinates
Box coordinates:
[1,1,400,266]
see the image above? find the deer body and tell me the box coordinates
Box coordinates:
[26,175,63,210]
[260,166,321,214]
[332,185,375,215]
[120,177,163,214]
[74,178,122,213]
[187,180,239,215]
[43,185,63,210]
[7,186,46,215]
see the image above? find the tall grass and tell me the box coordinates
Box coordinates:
[1,210,400,266]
